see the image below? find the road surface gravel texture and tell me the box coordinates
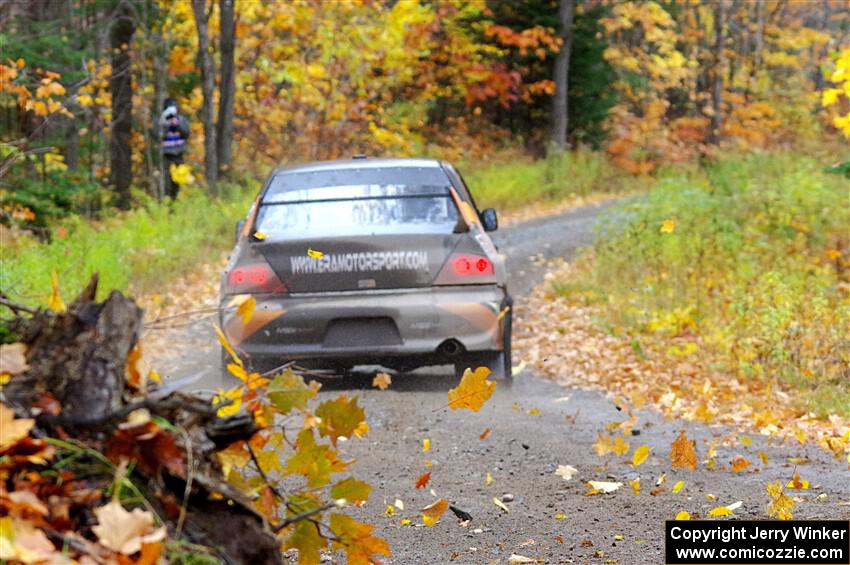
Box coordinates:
[162,201,849,565]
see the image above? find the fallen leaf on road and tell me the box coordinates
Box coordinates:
[672,480,684,494]
[629,477,640,495]
[415,472,431,489]
[479,428,491,440]
[586,481,622,495]
[555,465,578,481]
[708,500,742,517]
[447,367,496,412]
[509,555,539,564]
[671,431,697,470]
[422,438,430,452]
[555,513,566,520]
[493,497,510,513]
[675,511,691,520]
[422,498,448,526]
[384,505,395,516]
[485,472,493,486]
[632,445,650,466]
[372,372,391,390]
[394,499,404,510]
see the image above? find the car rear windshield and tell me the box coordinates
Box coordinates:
[255,167,460,238]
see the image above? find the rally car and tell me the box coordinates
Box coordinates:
[219,157,512,378]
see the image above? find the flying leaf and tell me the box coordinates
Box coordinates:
[372,372,391,390]
[730,455,750,472]
[422,438,430,452]
[480,427,492,440]
[628,477,640,495]
[330,478,371,505]
[47,271,66,313]
[252,231,267,240]
[555,513,566,520]
[585,481,622,495]
[307,248,324,259]
[237,296,256,326]
[421,498,449,526]
[671,431,697,470]
[739,435,752,447]
[632,445,650,466]
[766,481,794,520]
[415,472,431,489]
[384,504,395,516]
[92,500,166,555]
[214,324,243,368]
[315,395,365,445]
[447,366,496,411]
[672,480,684,494]
[493,497,510,513]
[757,451,769,466]
[660,219,676,234]
[675,511,691,520]
[554,465,578,481]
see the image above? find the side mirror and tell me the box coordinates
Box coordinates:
[235,219,245,240]
[481,208,498,232]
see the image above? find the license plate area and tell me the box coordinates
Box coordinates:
[323,317,403,348]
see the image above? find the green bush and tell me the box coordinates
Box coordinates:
[585,152,849,415]
[1,179,257,305]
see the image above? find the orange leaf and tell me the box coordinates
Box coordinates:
[415,472,431,489]
[421,498,449,526]
[730,455,750,472]
[479,427,492,440]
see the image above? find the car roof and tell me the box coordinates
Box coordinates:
[272,157,444,176]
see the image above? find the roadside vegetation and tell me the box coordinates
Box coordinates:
[544,151,850,420]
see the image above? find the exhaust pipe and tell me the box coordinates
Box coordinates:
[438,339,464,357]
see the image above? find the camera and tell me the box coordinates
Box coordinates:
[162,105,178,120]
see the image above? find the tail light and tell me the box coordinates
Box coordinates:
[434,253,496,285]
[226,263,287,294]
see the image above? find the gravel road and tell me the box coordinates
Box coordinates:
[160,200,849,564]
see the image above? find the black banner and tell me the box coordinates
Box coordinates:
[665,520,849,565]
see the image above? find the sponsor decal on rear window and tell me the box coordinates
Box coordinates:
[290,251,429,274]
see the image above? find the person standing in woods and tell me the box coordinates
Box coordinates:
[159,98,191,199]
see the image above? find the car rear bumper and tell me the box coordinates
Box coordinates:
[220,285,509,363]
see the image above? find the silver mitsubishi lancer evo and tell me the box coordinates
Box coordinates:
[219,157,512,379]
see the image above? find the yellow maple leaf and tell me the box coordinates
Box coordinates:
[671,431,697,470]
[447,366,496,411]
[422,498,449,525]
[612,434,631,456]
[217,441,250,477]
[593,433,614,456]
[47,271,66,313]
[632,445,650,466]
[169,163,194,186]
